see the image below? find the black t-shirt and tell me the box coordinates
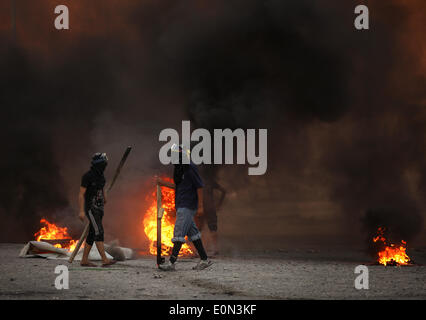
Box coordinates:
[81,170,106,210]
[174,162,204,210]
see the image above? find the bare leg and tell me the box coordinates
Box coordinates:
[94,241,111,264]
[80,243,92,265]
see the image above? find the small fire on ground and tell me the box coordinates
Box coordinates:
[373,227,411,266]
[143,178,193,256]
[34,218,77,252]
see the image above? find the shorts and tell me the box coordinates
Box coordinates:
[85,207,104,245]
[171,207,201,243]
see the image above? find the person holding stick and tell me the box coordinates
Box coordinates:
[158,144,212,271]
[78,153,116,267]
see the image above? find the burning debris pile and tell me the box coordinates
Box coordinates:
[20,218,134,261]
[142,178,193,257]
[372,227,412,266]
[34,218,77,252]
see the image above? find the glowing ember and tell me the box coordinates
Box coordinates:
[143,178,193,256]
[34,218,77,252]
[373,227,411,266]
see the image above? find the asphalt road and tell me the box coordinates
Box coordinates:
[1,243,426,299]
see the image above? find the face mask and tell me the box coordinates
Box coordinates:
[97,162,107,172]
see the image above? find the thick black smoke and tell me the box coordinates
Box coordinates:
[153,0,426,245]
[178,1,347,129]
[0,48,68,241]
[0,0,425,248]
[0,41,121,241]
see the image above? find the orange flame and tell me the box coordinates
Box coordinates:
[34,218,77,252]
[373,227,411,266]
[143,178,193,256]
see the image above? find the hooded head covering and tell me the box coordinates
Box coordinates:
[91,152,108,176]
[171,144,190,186]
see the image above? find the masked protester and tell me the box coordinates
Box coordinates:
[159,144,212,271]
[78,153,116,267]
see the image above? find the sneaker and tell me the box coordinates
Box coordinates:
[192,259,213,270]
[158,261,176,271]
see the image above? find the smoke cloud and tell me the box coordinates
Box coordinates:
[1,1,425,251]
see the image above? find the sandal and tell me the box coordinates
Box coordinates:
[80,262,98,267]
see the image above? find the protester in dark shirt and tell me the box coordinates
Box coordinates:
[159,144,212,271]
[78,153,116,267]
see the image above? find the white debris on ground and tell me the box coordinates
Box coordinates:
[19,241,134,261]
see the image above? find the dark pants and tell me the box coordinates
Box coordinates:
[85,207,104,246]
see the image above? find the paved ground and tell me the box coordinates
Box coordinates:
[1,243,426,299]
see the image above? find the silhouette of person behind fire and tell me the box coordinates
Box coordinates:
[196,166,226,256]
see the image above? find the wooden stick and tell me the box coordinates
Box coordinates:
[157,179,175,189]
[108,146,132,192]
[68,223,89,263]
[156,184,163,265]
